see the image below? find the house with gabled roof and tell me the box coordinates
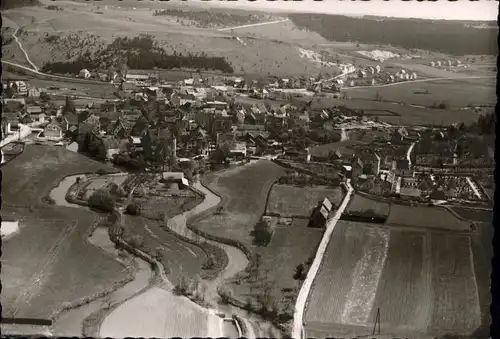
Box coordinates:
[309,197,333,228]
[78,111,101,135]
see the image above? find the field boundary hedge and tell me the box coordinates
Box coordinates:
[339,213,387,224]
[1,318,52,326]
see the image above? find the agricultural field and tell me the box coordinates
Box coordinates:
[385,204,471,231]
[470,222,494,337]
[266,184,343,218]
[0,145,131,319]
[368,230,431,334]
[195,160,285,249]
[1,207,128,319]
[343,99,489,126]
[99,286,221,338]
[450,207,493,223]
[229,218,324,313]
[344,194,391,217]
[343,77,496,109]
[305,221,484,337]
[2,145,116,206]
[428,233,481,334]
[305,222,390,336]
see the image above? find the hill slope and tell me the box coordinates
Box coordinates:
[289,13,497,55]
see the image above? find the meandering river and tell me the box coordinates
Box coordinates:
[49,165,279,338]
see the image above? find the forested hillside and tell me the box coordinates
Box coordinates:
[1,0,40,10]
[289,13,497,55]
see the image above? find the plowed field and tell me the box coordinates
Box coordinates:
[386,204,470,231]
[305,221,483,337]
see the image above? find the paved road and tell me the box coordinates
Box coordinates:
[406,142,416,167]
[292,180,354,339]
[217,18,289,32]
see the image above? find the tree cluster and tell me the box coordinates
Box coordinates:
[1,0,39,10]
[251,219,273,246]
[289,13,496,55]
[468,112,495,135]
[88,189,115,213]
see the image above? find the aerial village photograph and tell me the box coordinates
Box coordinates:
[0,0,497,338]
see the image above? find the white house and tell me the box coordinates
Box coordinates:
[430,61,435,67]
[437,61,442,67]
[162,172,190,187]
[79,69,91,79]
[12,81,27,95]
[375,65,381,73]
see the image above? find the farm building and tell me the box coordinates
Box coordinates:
[79,69,91,79]
[308,197,333,228]
[162,172,189,187]
[229,142,247,159]
[126,74,150,83]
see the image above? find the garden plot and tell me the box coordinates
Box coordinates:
[266,184,343,218]
[386,204,470,231]
[79,174,128,200]
[344,194,390,217]
[122,216,207,285]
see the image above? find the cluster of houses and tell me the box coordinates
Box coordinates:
[430,59,463,68]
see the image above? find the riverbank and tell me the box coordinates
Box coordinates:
[47,172,235,338]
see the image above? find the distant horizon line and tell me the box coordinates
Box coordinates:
[183,0,499,22]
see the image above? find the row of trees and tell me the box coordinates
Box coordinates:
[1,0,39,9]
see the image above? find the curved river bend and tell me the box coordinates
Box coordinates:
[49,167,277,338]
